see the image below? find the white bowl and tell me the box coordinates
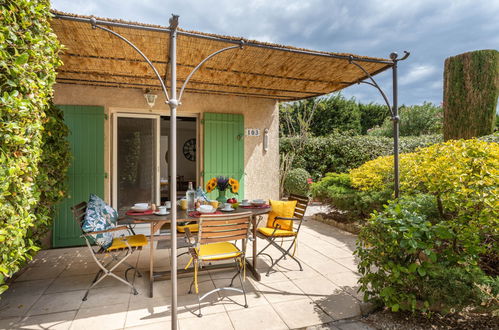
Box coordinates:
[197,207,216,214]
[131,206,149,211]
[199,205,214,212]
[251,199,265,206]
[134,203,149,208]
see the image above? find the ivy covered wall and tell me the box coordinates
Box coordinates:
[0,0,64,293]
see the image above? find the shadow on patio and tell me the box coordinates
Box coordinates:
[0,216,371,330]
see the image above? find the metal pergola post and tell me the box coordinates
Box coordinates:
[349,51,409,199]
[168,15,179,330]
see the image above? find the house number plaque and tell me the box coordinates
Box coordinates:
[246,128,260,136]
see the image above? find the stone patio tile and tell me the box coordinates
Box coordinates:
[228,304,287,330]
[272,298,333,329]
[45,273,124,294]
[333,257,359,273]
[334,319,376,330]
[256,279,307,304]
[292,275,342,299]
[0,279,51,317]
[313,292,362,320]
[0,316,20,329]
[125,321,175,329]
[59,263,101,277]
[17,310,77,330]
[218,289,269,312]
[308,260,351,275]
[79,285,132,308]
[324,271,362,299]
[126,296,171,328]
[71,303,128,330]
[15,264,66,282]
[178,312,234,330]
[176,292,227,318]
[27,290,85,316]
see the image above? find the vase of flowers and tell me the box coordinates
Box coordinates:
[206,176,239,204]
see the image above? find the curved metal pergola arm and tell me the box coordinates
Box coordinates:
[349,56,393,117]
[178,43,243,102]
[90,17,170,102]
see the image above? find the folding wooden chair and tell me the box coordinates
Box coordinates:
[256,194,309,276]
[184,211,252,317]
[71,201,148,301]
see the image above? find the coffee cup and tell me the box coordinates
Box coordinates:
[164,201,172,209]
[157,206,167,214]
[209,200,219,209]
[241,199,249,205]
[223,203,232,210]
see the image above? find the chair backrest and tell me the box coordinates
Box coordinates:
[288,194,310,220]
[70,201,88,231]
[197,212,252,246]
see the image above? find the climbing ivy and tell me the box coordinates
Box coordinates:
[0,0,62,293]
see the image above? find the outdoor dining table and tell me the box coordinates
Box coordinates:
[120,206,270,297]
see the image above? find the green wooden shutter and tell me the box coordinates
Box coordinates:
[203,113,244,200]
[52,105,105,247]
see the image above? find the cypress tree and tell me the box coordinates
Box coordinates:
[443,50,499,140]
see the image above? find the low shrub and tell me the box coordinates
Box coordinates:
[280,133,441,179]
[356,194,498,313]
[368,102,443,137]
[284,168,310,196]
[310,173,391,219]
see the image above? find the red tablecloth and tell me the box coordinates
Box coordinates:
[188,210,224,218]
[126,209,154,216]
[241,204,270,209]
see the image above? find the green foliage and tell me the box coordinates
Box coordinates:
[355,139,499,313]
[310,173,391,219]
[284,168,310,196]
[356,195,498,313]
[280,93,390,137]
[280,133,441,179]
[443,50,499,140]
[368,102,443,137]
[31,103,71,243]
[359,102,389,134]
[0,0,62,293]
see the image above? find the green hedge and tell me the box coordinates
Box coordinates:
[443,50,499,140]
[280,133,442,179]
[0,1,62,293]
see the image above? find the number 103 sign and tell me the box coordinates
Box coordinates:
[246,128,260,136]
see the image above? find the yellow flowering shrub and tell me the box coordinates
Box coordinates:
[349,153,418,192]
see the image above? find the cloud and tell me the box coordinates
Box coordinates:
[400,64,437,86]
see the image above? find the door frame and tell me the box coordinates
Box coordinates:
[112,112,161,209]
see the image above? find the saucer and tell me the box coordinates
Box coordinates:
[239,203,251,207]
[154,211,169,216]
[221,207,234,212]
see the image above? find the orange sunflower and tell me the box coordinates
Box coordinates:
[206,177,218,193]
[230,179,240,194]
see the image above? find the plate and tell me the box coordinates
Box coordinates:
[154,211,169,216]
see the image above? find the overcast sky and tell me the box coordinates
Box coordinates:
[51,0,499,106]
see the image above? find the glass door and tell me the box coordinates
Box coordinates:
[113,114,160,211]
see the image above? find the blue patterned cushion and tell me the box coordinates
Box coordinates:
[82,194,118,249]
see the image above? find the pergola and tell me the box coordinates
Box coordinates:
[52,11,408,329]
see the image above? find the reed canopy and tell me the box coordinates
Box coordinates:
[51,11,392,101]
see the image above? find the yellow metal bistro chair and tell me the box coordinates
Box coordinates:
[71,201,148,301]
[256,194,309,276]
[184,211,252,317]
